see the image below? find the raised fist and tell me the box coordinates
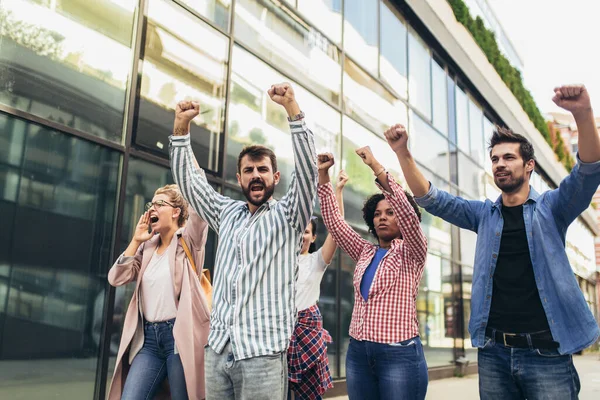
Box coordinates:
[318,153,335,172]
[267,82,296,107]
[552,85,592,116]
[336,169,349,189]
[175,101,200,123]
[384,124,409,153]
[355,146,376,166]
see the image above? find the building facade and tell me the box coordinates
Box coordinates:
[0,0,597,398]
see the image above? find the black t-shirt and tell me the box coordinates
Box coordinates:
[486,204,551,334]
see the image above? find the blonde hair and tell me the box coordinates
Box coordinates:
[154,184,189,227]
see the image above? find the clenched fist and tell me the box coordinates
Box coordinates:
[173,100,200,135]
[318,153,335,172]
[552,85,592,117]
[268,82,300,116]
[336,169,349,190]
[355,146,376,166]
[384,124,409,154]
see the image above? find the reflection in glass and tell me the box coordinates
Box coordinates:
[408,31,432,120]
[179,0,230,31]
[483,117,494,173]
[0,0,135,143]
[135,0,228,171]
[469,98,484,166]
[410,112,450,181]
[379,1,407,97]
[344,0,378,73]
[234,0,341,106]
[0,113,119,399]
[455,86,470,152]
[432,60,448,136]
[226,46,340,198]
[458,152,484,199]
[298,0,342,44]
[343,58,407,135]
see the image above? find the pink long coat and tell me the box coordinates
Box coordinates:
[107,210,210,400]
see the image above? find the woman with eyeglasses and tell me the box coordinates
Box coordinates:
[107,178,211,400]
[287,169,347,400]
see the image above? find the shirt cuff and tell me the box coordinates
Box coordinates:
[375,172,398,196]
[575,153,600,175]
[117,254,135,264]
[169,134,191,146]
[289,119,307,131]
[414,181,437,208]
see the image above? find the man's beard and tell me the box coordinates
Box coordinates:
[242,179,275,207]
[494,172,525,194]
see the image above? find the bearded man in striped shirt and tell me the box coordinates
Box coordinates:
[169,82,317,400]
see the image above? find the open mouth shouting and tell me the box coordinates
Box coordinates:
[150,215,159,225]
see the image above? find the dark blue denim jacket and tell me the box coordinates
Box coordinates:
[415,157,600,354]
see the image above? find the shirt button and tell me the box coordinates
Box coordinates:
[496,232,500,237]
[486,296,490,299]
[492,254,497,259]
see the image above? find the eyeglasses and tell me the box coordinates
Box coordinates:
[144,199,177,211]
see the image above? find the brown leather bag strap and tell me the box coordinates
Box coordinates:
[179,236,198,276]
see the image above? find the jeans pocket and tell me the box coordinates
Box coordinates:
[535,348,564,358]
[481,337,494,350]
[389,338,416,347]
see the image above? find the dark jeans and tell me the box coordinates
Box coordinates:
[478,333,580,400]
[346,337,428,400]
[122,318,188,400]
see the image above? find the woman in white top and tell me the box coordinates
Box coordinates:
[288,170,348,399]
[107,183,211,400]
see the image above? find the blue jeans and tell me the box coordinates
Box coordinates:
[122,319,188,400]
[346,337,428,400]
[478,335,580,399]
[205,341,287,400]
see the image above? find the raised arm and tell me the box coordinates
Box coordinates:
[320,169,348,264]
[318,154,369,262]
[269,83,318,232]
[385,123,485,232]
[170,101,233,233]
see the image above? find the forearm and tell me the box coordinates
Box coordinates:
[335,188,345,217]
[123,239,142,257]
[368,161,392,193]
[574,108,600,163]
[396,148,430,197]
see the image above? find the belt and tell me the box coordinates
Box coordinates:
[485,328,559,349]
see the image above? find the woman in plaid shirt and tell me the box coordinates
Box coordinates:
[316,139,428,399]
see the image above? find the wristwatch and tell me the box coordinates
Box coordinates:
[287,111,305,122]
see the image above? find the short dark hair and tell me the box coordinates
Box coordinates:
[362,192,422,240]
[237,145,278,173]
[308,217,318,254]
[488,126,535,164]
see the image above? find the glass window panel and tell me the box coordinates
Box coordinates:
[179,0,231,31]
[234,0,341,106]
[460,227,477,267]
[458,151,484,199]
[483,117,494,173]
[432,60,448,136]
[408,31,432,120]
[0,114,119,399]
[339,252,356,377]
[447,77,458,145]
[343,58,408,135]
[344,0,378,74]
[0,0,135,143]
[463,262,476,359]
[226,46,341,200]
[421,211,452,259]
[135,0,228,171]
[455,86,470,152]
[468,98,484,166]
[410,112,450,181]
[484,173,500,201]
[379,1,407,98]
[298,0,342,44]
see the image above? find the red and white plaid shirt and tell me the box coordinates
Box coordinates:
[318,173,427,343]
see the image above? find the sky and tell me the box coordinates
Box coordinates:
[487,0,600,115]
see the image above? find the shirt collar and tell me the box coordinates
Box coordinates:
[492,185,540,209]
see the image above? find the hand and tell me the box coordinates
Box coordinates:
[336,169,349,190]
[355,146,376,166]
[268,82,300,116]
[552,85,592,116]
[318,153,335,172]
[384,124,409,153]
[132,212,154,243]
[174,101,200,135]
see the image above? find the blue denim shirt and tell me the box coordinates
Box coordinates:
[415,157,600,354]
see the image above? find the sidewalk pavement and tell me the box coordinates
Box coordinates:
[326,353,600,399]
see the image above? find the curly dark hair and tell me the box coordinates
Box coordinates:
[362,192,422,240]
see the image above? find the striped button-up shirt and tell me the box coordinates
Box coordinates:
[318,173,427,343]
[169,120,317,360]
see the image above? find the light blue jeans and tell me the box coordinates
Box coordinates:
[478,335,580,399]
[121,318,188,400]
[205,341,287,400]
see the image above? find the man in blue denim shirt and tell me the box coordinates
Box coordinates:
[383,85,600,399]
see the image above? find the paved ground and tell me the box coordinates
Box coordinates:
[327,353,600,399]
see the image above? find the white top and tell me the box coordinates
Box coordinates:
[141,250,178,322]
[296,248,329,311]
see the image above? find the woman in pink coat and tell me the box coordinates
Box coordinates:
[107,182,210,400]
